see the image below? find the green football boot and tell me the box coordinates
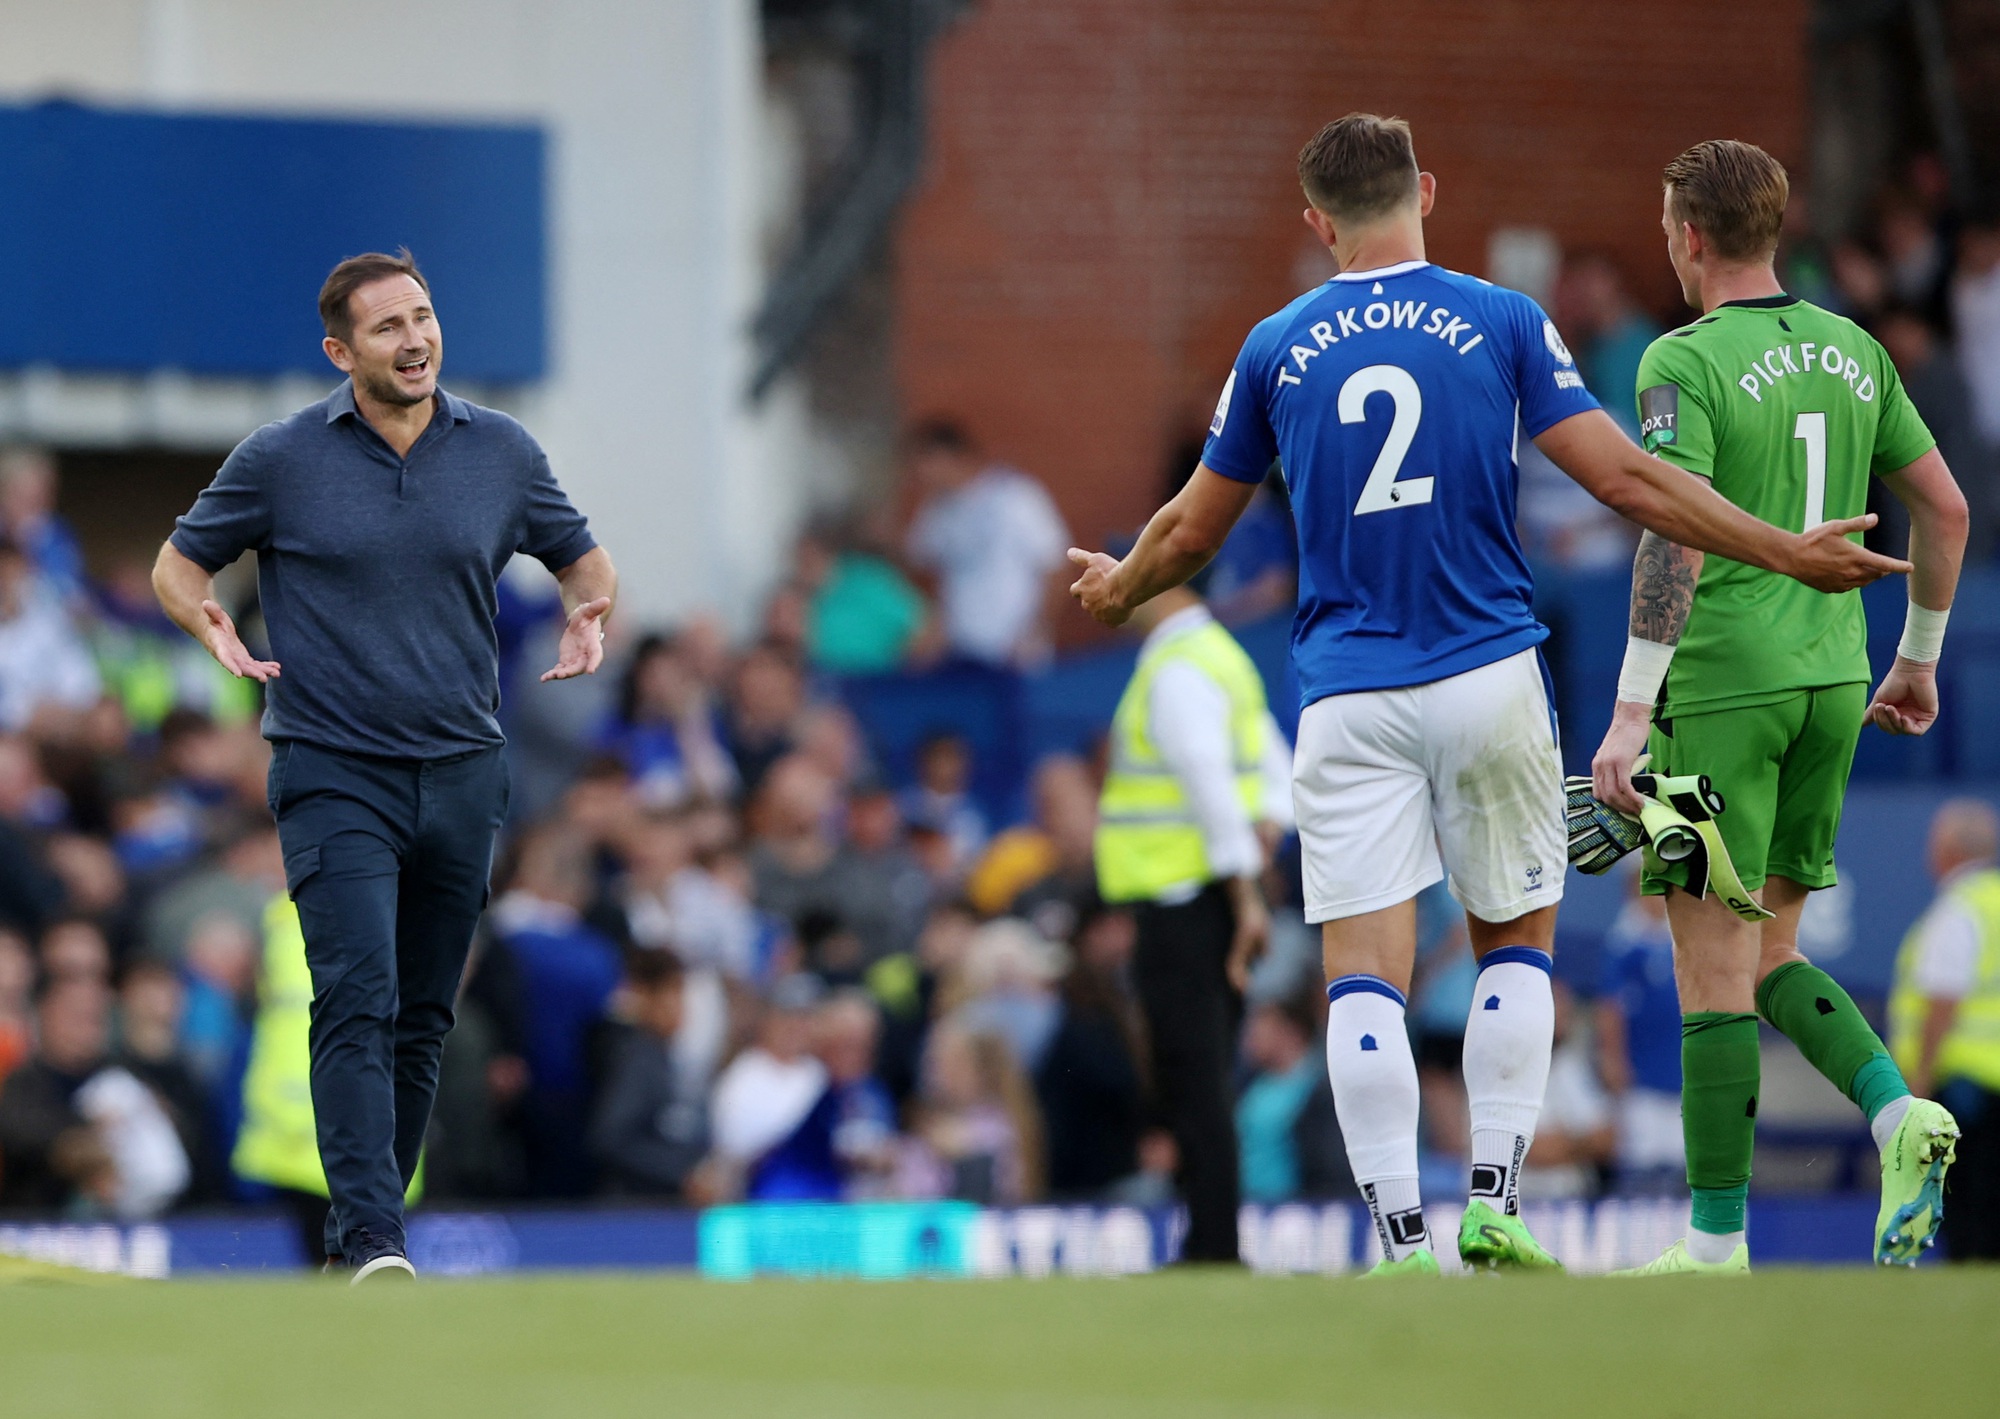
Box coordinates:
[1362,1249,1440,1278]
[1610,1238,1750,1276]
[1875,1098,1959,1266]
[1456,1199,1563,1273]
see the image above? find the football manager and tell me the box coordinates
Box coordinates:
[154,250,616,1281]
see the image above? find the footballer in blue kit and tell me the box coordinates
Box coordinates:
[1202,257,1596,702]
[1068,113,1905,1275]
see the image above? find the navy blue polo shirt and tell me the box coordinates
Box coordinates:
[170,382,597,759]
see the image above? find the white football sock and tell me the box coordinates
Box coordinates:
[1325,976,1430,1262]
[1461,948,1555,1216]
[1870,1095,1913,1155]
[1686,1228,1744,1264]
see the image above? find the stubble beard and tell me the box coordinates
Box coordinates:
[361,353,439,409]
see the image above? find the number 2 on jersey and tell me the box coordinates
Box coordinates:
[1341,365,1432,515]
[1794,410,1827,530]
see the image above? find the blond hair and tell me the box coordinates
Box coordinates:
[1663,140,1789,261]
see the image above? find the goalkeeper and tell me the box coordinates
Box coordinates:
[1590,141,1968,1273]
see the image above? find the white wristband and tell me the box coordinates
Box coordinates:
[1898,601,1949,663]
[1616,636,1676,705]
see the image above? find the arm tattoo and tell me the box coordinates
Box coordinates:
[1629,531,1700,644]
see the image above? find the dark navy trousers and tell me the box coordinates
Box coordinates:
[268,740,507,1262]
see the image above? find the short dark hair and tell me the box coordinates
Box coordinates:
[1298,114,1420,221]
[1662,141,1789,262]
[625,948,685,992]
[117,957,179,992]
[617,630,684,725]
[1275,987,1322,1043]
[34,969,106,1008]
[318,249,430,344]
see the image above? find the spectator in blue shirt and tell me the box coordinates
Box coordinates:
[489,824,624,1198]
[750,990,898,1200]
[594,632,737,810]
[0,449,86,607]
[899,734,988,875]
[1593,872,1685,1185]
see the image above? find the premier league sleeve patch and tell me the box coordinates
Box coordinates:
[1542,318,1574,366]
[1209,368,1237,437]
[1639,383,1680,450]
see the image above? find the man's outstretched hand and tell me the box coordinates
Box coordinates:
[199,600,280,683]
[1068,548,1130,627]
[1788,514,1912,593]
[543,597,612,682]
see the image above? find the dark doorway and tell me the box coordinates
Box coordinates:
[54,449,228,582]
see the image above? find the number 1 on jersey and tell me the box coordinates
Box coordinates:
[1341,365,1431,515]
[1794,411,1827,530]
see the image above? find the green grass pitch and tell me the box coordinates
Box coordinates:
[2,1262,1995,1417]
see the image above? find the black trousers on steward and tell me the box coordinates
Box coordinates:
[1941,1078,2000,1261]
[268,740,508,1263]
[1132,882,1243,1264]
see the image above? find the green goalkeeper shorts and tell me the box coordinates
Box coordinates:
[1642,682,1869,897]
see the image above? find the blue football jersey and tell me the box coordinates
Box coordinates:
[1202,260,1599,706]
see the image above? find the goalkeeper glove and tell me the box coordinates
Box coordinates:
[1565,775,1643,875]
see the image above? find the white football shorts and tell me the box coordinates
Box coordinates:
[1292,646,1564,924]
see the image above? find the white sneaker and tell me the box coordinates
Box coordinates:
[350,1254,416,1286]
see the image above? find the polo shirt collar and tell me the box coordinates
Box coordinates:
[324,380,359,423]
[323,380,471,425]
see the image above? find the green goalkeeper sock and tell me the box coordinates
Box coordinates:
[1755,960,1911,1122]
[1683,1012,1760,1240]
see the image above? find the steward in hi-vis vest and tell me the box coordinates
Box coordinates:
[1096,611,1272,904]
[1885,798,2000,1260]
[1091,586,1290,1265]
[1891,866,2000,1097]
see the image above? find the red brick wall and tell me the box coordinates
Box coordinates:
[894,0,1807,590]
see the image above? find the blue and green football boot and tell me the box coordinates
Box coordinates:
[1876,1098,1959,1265]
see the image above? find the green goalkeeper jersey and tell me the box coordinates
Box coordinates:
[1634,295,1936,716]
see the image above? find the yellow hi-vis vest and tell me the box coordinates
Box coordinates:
[1095,615,1269,904]
[231,896,427,1201]
[1890,866,2000,1094]
[231,895,326,1196]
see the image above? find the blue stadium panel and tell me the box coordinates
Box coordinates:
[0,99,545,382]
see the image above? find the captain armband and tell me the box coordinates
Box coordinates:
[1615,636,1676,706]
[1898,601,1949,664]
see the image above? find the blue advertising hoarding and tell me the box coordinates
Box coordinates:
[0,1196,1910,1281]
[0,100,546,382]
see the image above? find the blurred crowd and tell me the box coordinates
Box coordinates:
[0,426,1744,1235]
[0,427,1214,1228]
[5,155,1998,1236]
